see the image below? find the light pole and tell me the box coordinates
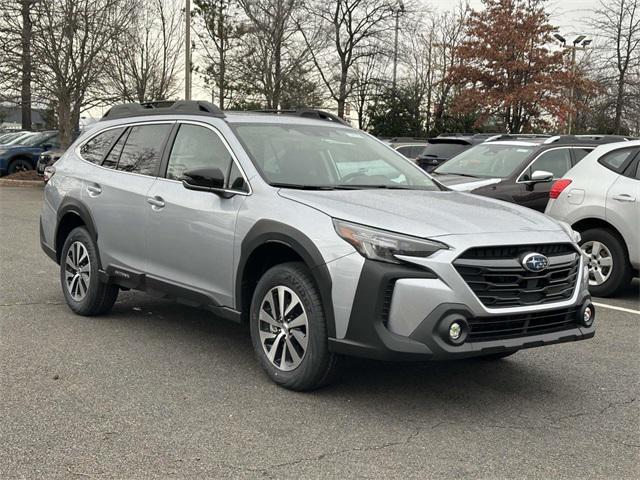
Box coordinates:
[185,0,191,101]
[554,33,591,134]
[392,1,405,96]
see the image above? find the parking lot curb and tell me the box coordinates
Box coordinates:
[0,179,44,188]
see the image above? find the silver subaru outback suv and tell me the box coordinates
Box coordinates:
[40,101,595,390]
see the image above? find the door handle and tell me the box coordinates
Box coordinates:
[612,194,636,203]
[146,196,165,209]
[86,185,102,196]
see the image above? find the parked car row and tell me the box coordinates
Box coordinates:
[0,130,60,176]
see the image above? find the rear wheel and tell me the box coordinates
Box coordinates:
[249,262,338,391]
[580,228,631,297]
[60,227,119,315]
[8,158,32,174]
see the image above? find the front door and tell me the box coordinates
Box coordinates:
[515,148,573,211]
[144,122,249,307]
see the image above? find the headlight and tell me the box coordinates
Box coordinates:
[333,219,448,264]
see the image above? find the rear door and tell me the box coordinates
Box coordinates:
[605,150,640,267]
[515,147,573,211]
[81,122,172,272]
[144,121,250,307]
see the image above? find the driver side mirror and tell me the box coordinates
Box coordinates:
[529,170,554,183]
[181,168,227,195]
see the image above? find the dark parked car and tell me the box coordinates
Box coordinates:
[0,130,59,176]
[431,135,629,212]
[413,134,537,172]
[386,137,429,158]
[36,148,66,177]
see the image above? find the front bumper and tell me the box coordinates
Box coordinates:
[327,231,594,360]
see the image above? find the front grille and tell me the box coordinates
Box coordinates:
[454,243,580,308]
[468,307,580,342]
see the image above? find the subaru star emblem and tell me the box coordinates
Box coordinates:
[522,253,549,272]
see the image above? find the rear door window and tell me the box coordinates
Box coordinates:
[80,128,125,164]
[572,148,593,164]
[116,124,171,175]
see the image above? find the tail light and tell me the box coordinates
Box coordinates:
[549,179,572,199]
[43,165,56,183]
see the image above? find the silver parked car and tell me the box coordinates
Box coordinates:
[546,141,640,297]
[40,101,595,390]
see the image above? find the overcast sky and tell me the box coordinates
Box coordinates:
[88,0,604,119]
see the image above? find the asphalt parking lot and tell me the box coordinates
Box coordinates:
[1,186,638,479]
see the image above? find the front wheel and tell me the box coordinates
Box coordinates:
[249,262,338,391]
[8,158,33,174]
[580,228,631,297]
[60,227,119,315]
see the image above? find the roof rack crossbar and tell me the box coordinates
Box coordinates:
[101,100,225,121]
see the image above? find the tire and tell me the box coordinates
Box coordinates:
[249,262,338,391]
[60,227,119,316]
[8,158,33,174]
[477,350,518,361]
[579,228,631,297]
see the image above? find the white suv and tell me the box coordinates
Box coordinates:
[546,141,640,296]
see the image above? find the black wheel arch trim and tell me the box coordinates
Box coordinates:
[55,198,99,259]
[237,219,336,337]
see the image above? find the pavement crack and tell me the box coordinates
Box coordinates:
[262,424,427,473]
[0,301,64,307]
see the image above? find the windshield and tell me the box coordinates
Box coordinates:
[21,132,56,147]
[419,142,469,160]
[434,143,535,178]
[233,124,439,190]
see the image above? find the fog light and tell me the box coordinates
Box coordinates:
[583,306,593,327]
[449,322,462,341]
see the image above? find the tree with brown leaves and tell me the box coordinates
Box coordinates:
[448,0,579,133]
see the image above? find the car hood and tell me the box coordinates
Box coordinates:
[431,174,503,191]
[278,189,563,238]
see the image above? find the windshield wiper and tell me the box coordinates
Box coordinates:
[271,183,337,190]
[436,172,481,178]
[335,184,427,190]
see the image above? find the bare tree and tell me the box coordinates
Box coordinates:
[300,0,395,119]
[32,0,135,146]
[193,0,247,108]
[591,0,640,134]
[351,50,387,129]
[431,3,469,132]
[238,0,299,108]
[0,0,35,128]
[105,0,183,103]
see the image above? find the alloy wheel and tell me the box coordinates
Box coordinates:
[581,240,613,286]
[258,286,309,371]
[64,241,91,301]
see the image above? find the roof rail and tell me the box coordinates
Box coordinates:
[248,108,351,126]
[543,134,632,145]
[486,134,551,142]
[388,136,429,142]
[101,100,225,121]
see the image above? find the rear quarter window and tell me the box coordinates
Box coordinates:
[80,128,125,164]
[598,147,638,173]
